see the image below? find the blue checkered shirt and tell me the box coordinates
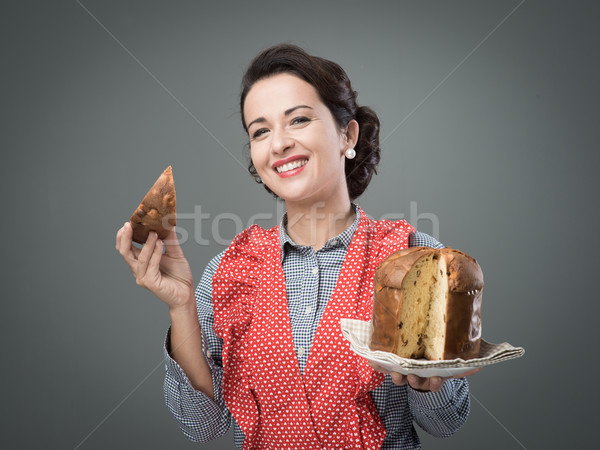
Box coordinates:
[164,205,470,449]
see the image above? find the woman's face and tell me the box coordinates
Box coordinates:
[244,73,355,206]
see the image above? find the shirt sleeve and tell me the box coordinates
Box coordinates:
[407,378,471,437]
[162,251,231,442]
[408,230,445,249]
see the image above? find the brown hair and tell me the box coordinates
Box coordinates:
[240,44,381,201]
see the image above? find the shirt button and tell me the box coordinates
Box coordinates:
[305,306,312,314]
[206,351,212,358]
[330,238,339,246]
[311,267,319,275]
[297,346,306,357]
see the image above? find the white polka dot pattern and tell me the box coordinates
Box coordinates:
[213,208,414,449]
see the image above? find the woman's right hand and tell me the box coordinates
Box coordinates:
[116,222,195,311]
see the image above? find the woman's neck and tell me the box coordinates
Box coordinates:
[284,197,355,251]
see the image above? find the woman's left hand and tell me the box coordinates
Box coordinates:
[368,362,482,393]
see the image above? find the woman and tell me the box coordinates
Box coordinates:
[116,44,478,449]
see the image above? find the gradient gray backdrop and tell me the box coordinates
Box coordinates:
[2,1,598,449]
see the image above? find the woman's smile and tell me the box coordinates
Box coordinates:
[273,155,309,176]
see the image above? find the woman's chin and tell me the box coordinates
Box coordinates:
[266,181,310,203]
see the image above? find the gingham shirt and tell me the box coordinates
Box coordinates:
[164,205,470,449]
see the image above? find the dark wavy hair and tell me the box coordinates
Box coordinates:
[240,44,381,201]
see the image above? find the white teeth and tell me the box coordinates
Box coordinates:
[276,159,308,173]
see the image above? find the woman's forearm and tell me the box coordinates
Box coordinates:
[168,296,214,399]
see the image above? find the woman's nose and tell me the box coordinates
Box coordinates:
[270,127,293,154]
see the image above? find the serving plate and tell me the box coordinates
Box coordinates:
[340,318,524,378]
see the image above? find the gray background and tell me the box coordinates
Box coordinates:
[2,0,598,449]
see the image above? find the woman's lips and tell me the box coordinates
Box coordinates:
[273,156,309,178]
[275,158,308,173]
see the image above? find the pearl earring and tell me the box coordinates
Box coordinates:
[345,148,356,159]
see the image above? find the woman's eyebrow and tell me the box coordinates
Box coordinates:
[284,104,313,115]
[247,105,314,129]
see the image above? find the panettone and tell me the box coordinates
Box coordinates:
[370,247,483,360]
[129,166,176,244]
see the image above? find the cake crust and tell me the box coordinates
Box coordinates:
[370,247,483,360]
[129,166,176,244]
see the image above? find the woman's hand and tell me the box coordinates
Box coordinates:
[369,361,481,393]
[116,222,195,310]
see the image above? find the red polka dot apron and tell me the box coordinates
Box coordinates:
[213,208,414,449]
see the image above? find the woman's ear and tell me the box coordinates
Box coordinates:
[343,119,359,149]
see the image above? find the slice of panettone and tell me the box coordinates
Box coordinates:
[129,166,176,244]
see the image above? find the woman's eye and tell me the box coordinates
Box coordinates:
[291,116,310,125]
[252,128,269,139]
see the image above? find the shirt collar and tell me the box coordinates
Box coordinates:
[278,203,361,259]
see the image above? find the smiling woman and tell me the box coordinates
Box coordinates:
[240,44,382,204]
[244,73,356,224]
[116,43,476,449]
